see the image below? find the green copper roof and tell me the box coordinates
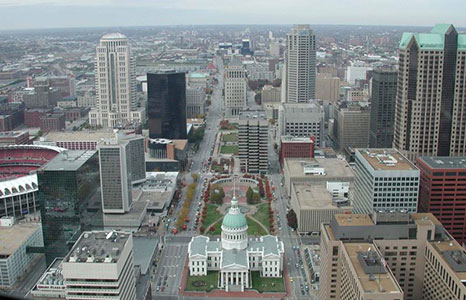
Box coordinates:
[458,34,466,50]
[222,211,247,229]
[431,24,455,35]
[399,24,466,51]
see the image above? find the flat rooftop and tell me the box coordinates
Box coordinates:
[411,213,442,226]
[65,231,130,264]
[40,150,96,171]
[418,156,466,169]
[43,130,116,142]
[0,131,27,138]
[294,184,351,210]
[281,136,314,143]
[238,109,267,120]
[0,221,41,256]
[334,214,375,227]
[285,157,354,180]
[431,240,466,280]
[357,148,417,171]
[344,243,402,295]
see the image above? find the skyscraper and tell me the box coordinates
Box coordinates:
[393,24,466,159]
[98,132,145,214]
[224,58,247,117]
[285,24,316,103]
[89,33,142,128]
[147,71,187,139]
[37,150,103,264]
[369,68,397,148]
[238,117,268,174]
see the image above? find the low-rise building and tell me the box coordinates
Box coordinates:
[261,85,281,103]
[280,136,315,165]
[0,217,44,288]
[283,157,354,197]
[290,183,352,233]
[40,113,66,132]
[0,131,30,145]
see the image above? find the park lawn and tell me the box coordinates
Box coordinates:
[247,216,267,236]
[203,204,222,229]
[211,164,224,173]
[220,145,238,154]
[185,271,218,292]
[222,133,238,143]
[250,271,285,293]
[206,221,222,235]
[253,203,271,230]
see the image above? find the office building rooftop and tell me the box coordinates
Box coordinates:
[294,184,351,210]
[418,156,466,169]
[40,150,96,171]
[65,231,130,264]
[285,157,354,179]
[0,219,41,256]
[344,243,402,294]
[358,148,417,171]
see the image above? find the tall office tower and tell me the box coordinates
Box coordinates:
[62,231,136,300]
[147,71,187,139]
[332,101,371,151]
[37,150,103,264]
[417,156,466,244]
[89,33,137,128]
[98,133,145,214]
[369,69,397,148]
[285,24,316,103]
[316,73,340,103]
[238,118,268,174]
[353,148,420,214]
[393,24,466,159]
[278,102,324,146]
[224,58,247,117]
[320,212,466,300]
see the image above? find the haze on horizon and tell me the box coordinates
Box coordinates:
[0,0,464,30]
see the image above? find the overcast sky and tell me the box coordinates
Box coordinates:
[0,0,464,30]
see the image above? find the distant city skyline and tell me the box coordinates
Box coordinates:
[0,0,465,30]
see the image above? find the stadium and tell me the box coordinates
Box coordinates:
[0,145,65,218]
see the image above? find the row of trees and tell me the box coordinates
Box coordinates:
[175,183,197,229]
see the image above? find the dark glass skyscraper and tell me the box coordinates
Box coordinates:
[147,71,187,140]
[369,68,397,148]
[37,150,103,264]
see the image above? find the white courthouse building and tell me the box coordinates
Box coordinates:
[188,195,284,292]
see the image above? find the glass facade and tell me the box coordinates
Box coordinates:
[38,152,103,264]
[147,72,187,140]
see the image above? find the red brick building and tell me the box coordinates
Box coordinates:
[417,156,466,244]
[280,136,315,165]
[24,108,53,128]
[40,113,66,132]
[0,131,30,145]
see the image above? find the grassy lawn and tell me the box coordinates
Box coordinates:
[220,145,238,154]
[211,164,224,172]
[247,216,267,236]
[185,271,218,292]
[250,271,285,293]
[206,221,222,235]
[253,203,271,230]
[203,204,222,229]
[222,133,238,143]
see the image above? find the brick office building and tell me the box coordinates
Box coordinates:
[417,156,466,244]
[280,136,315,165]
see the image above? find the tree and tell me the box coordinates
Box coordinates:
[246,187,254,204]
[191,173,199,183]
[287,209,298,230]
[210,184,225,205]
[252,192,261,204]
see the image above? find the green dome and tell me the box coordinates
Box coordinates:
[222,210,247,229]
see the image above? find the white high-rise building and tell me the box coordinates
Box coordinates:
[224,58,247,117]
[285,25,316,103]
[89,33,144,128]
